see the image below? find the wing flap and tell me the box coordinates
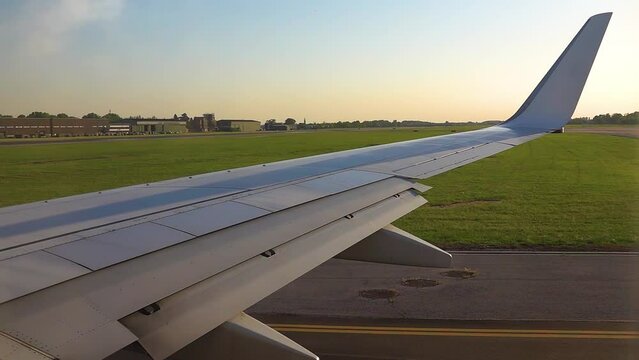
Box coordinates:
[0,251,89,304]
[0,175,403,303]
[152,201,270,237]
[0,331,56,360]
[120,189,425,359]
[0,179,423,358]
[46,222,194,271]
[336,224,452,268]
[0,186,241,251]
[142,313,319,360]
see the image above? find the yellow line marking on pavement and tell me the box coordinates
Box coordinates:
[269,324,639,340]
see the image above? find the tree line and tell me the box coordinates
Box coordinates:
[1,111,637,125]
[0,111,124,121]
[569,112,638,125]
[296,120,495,129]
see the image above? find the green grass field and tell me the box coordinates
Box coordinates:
[1,126,637,250]
[396,132,639,250]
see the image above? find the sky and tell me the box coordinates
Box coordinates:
[0,0,636,122]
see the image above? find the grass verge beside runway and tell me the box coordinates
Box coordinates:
[396,132,639,250]
[0,126,636,250]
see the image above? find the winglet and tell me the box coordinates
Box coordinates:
[502,12,612,131]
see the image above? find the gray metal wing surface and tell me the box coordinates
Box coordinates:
[0,12,611,360]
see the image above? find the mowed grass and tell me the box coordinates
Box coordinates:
[396,132,639,250]
[0,127,637,250]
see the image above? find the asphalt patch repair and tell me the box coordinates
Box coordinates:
[441,268,477,279]
[359,289,399,300]
[401,278,440,288]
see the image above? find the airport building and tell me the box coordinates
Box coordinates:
[0,118,109,138]
[0,114,257,137]
[188,113,217,132]
[106,124,131,135]
[132,120,186,134]
[264,123,291,131]
[107,119,187,135]
[217,119,261,132]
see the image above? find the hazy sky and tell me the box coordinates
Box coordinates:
[0,0,636,122]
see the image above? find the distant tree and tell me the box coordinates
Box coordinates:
[102,112,122,121]
[569,117,590,124]
[173,114,178,120]
[0,114,12,118]
[284,118,296,125]
[569,111,638,125]
[82,112,101,119]
[17,114,26,118]
[264,119,277,130]
[623,112,639,124]
[610,113,624,124]
[27,111,52,118]
[179,113,190,121]
[592,113,610,124]
[56,113,69,118]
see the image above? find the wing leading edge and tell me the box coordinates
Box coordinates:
[0,13,611,360]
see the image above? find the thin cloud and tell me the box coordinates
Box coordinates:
[8,0,125,54]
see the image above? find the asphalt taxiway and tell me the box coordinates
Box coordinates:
[249,251,639,359]
[258,315,639,360]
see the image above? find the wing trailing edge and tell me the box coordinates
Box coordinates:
[168,313,318,360]
[336,224,452,268]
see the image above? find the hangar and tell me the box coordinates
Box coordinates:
[107,120,187,135]
[217,119,261,132]
[130,120,187,134]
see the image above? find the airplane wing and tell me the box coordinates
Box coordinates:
[0,13,611,360]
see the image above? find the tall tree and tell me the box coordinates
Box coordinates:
[102,113,122,121]
[284,118,296,125]
[27,111,51,118]
[82,112,101,119]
